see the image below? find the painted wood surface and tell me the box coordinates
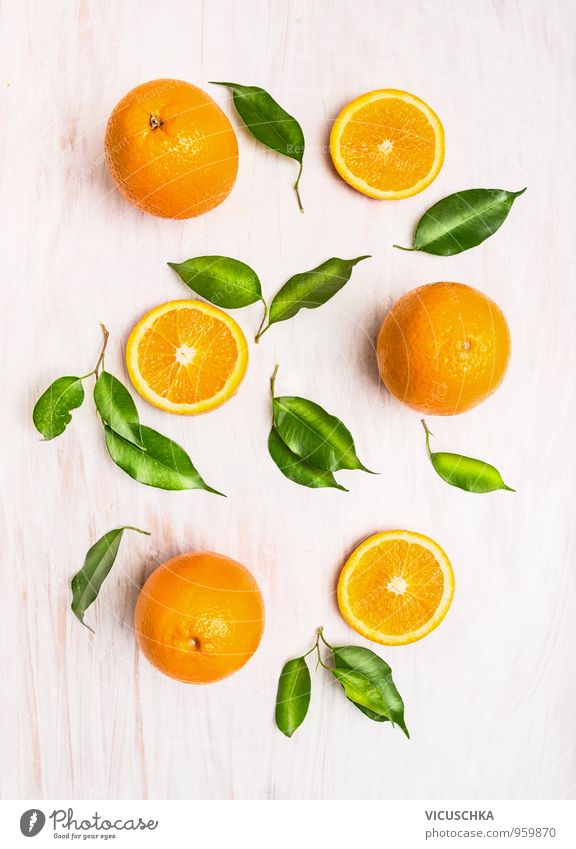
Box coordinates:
[2,0,575,800]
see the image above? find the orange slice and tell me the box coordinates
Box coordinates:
[330,89,444,199]
[337,530,454,645]
[126,300,248,415]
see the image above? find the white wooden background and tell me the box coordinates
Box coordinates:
[2,0,575,801]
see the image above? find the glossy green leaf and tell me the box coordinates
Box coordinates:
[93,371,144,448]
[430,452,514,493]
[275,656,312,737]
[331,667,390,717]
[333,645,409,736]
[396,188,526,256]
[167,256,263,308]
[423,420,514,493]
[273,395,372,473]
[103,424,224,494]
[211,81,305,210]
[33,376,85,440]
[257,256,369,339]
[71,526,149,630]
[268,427,347,491]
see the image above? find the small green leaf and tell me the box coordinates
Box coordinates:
[257,256,369,339]
[33,376,85,440]
[93,371,144,448]
[268,427,347,491]
[422,420,514,493]
[333,645,409,736]
[331,667,390,717]
[431,453,514,493]
[275,656,312,737]
[103,425,223,494]
[168,256,263,308]
[71,526,150,630]
[273,395,372,474]
[396,188,526,256]
[211,81,305,211]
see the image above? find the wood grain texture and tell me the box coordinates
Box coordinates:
[1,0,575,800]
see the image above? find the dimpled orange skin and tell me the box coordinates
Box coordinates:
[104,79,238,219]
[134,552,265,684]
[377,282,511,415]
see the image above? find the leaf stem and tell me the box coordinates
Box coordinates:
[80,323,110,380]
[255,299,269,342]
[270,363,280,400]
[315,641,331,671]
[421,418,434,458]
[303,626,332,665]
[392,244,415,252]
[122,526,151,536]
[318,626,335,652]
[95,322,109,377]
[294,161,304,214]
[303,633,320,659]
[255,323,270,343]
[302,626,331,670]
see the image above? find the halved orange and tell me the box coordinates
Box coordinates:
[337,530,454,645]
[126,300,248,415]
[330,89,444,199]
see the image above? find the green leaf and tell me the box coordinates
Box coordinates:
[257,256,369,339]
[33,376,85,440]
[167,256,263,308]
[93,371,144,448]
[268,427,347,491]
[333,645,409,736]
[103,424,224,494]
[431,452,514,493]
[422,420,514,493]
[396,188,526,256]
[71,526,150,630]
[331,667,391,717]
[275,656,312,737]
[211,81,305,211]
[272,395,372,473]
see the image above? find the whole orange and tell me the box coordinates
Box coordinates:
[377,282,511,415]
[104,79,238,219]
[134,552,264,683]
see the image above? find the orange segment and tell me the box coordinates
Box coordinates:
[126,300,248,415]
[330,89,444,199]
[337,530,454,645]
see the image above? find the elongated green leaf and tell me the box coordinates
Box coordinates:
[33,376,85,440]
[71,526,149,630]
[331,667,390,717]
[104,425,223,494]
[268,427,347,491]
[422,420,514,493]
[258,256,369,339]
[333,646,409,736]
[275,656,311,737]
[273,395,372,473]
[211,81,305,210]
[93,371,144,448]
[212,82,305,164]
[168,256,263,308]
[431,452,514,493]
[396,188,526,256]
